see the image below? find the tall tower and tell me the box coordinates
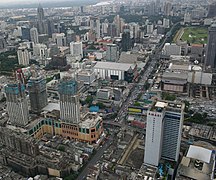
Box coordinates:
[90,17,101,39]
[17,46,30,66]
[106,44,119,62]
[37,4,46,34]
[5,83,29,127]
[58,79,80,124]
[70,41,83,58]
[30,27,39,44]
[28,75,48,113]
[205,23,216,71]
[37,4,45,21]
[144,101,184,166]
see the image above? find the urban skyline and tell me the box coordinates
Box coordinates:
[0,0,215,179]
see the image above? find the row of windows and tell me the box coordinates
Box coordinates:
[62,130,78,136]
[62,125,78,131]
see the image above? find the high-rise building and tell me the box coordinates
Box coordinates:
[90,17,101,39]
[0,36,6,50]
[122,30,132,51]
[21,26,31,40]
[146,23,154,34]
[164,2,172,16]
[30,27,39,44]
[52,33,66,46]
[207,2,216,18]
[144,101,184,166]
[66,29,76,45]
[106,44,119,62]
[205,23,216,71]
[28,76,48,113]
[70,41,83,58]
[17,46,30,66]
[37,4,45,21]
[58,80,80,124]
[37,4,48,34]
[33,43,48,59]
[5,83,29,127]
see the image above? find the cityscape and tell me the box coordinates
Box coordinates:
[0,0,216,179]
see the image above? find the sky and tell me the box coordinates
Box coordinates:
[0,0,98,8]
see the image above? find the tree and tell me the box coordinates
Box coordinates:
[58,145,65,152]
[85,95,93,105]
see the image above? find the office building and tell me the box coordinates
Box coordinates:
[58,80,80,124]
[28,76,48,113]
[144,101,184,166]
[106,44,119,62]
[163,18,170,29]
[163,43,181,56]
[66,29,76,45]
[52,33,66,46]
[146,23,154,34]
[33,43,48,59]
[0,36,6,50]
[207,2,216,18]
[21,26,31,41]
[205,23,216,70]
[30,27,39,44]
[94,61,137,82]
[37,4,45,34]
[5,83,29,127]
[70,41,83,58]
[164,2,172,16]
[17,46,30,66]
[122,31,132,51]
[90,17,101,39]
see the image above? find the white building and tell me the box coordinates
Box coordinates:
[52,33,66,46]
[163,43,181,56]
[94,61,135,80]
[77,69,96,85]
[184,13,191,24]
[144,101,184,166]
[106,44,119,62]
[30,27,39,44]
[17,46,30,66]
[70,41,83,58]
[147,23,154,34]
[163,18,170,28]
[33,43,48,58]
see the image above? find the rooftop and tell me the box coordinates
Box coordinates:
[94,61,135,71]
[177,145,215,180]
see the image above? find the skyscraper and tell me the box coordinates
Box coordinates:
[28,76,48,113]
[17,46,30,66]
[70,41,83,58]
[37,4,45,21]
[5,83,29,127]
[106,44,119,62]
[21,26,31,41]
[30,27,39,44]
[144,101,184,166]
[121,30,132,51]
[207,2,216,18]
[205,23,216,71]
[58,80,80,124]
[90,17,101,39]
[37,4,47,34]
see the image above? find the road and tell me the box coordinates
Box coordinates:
[76,135,114,180]
[76,22,180,180]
